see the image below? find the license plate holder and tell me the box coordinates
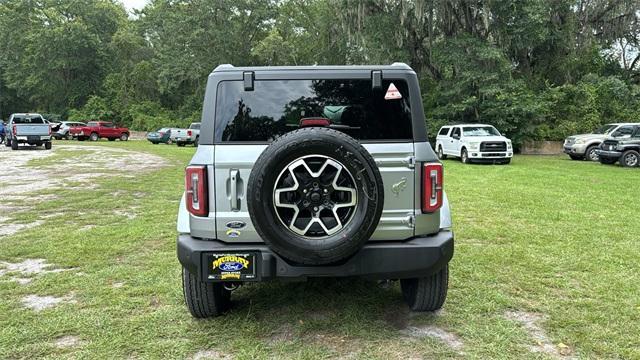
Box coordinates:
[207,253,257,281]
[27,135,40,141]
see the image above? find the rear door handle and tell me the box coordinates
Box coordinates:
[230,169,240,211]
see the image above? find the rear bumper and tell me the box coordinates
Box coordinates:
[14,135,51,143]
[177,230,454,282]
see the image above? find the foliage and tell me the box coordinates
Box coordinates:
[68,96,114,122]
[0,0,639,140]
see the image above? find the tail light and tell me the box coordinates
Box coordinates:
[422,163,443,213]
[48,125,52,135]
[185,165,208,216]
[12,124,17,136]
[187,130,192,137]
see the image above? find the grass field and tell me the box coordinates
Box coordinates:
[1,141,638,359]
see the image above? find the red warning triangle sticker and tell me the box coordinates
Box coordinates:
[384,82,402,100]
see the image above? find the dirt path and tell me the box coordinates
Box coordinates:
[0,143,166,237]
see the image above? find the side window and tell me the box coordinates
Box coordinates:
[451,127,461,138]
[634,126,640,137]
[438,127,450,136]
[102,123,114,128]
[612,126,634,138]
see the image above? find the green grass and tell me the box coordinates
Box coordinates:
[1,141,638,359]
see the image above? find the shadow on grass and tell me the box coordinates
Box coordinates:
[222,278,422,335]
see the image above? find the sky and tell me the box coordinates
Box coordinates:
[121,0,148,11]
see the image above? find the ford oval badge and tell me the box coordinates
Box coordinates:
[226,221,246,229]
[219,262,244,271]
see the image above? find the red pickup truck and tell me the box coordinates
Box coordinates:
[70,121,130,141]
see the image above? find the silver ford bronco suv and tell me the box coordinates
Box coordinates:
[177,63,454,318]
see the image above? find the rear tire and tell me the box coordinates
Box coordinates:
[401,265,449,312]
[437,146,447,160]
[11,139,18,150]
[461,148,469,164]
[90,132,99,141]
[44,142,52,150]
[120,133,129,141]
[620,150,640,167]
[182,268,230,318]
[194,136,199,147]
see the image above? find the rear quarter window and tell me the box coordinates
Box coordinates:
[214,79,413,142]
[438,127,450,136]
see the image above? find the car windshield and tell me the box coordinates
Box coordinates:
[12,115,44,124]
[462,126,500,136]
[593,124,617,134]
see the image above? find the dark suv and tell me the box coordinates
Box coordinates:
[177,63,454,318]
[597,124,640,167]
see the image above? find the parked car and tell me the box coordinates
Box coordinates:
[173,122,200,146]
[43,119,61,133]
[563,123,640,161]
[596,124,640,167]
[147,128,173,144]
[435,124,513,164]
[54,121,86,140]
[177,63,453,318]
[5,113,52,150]
[69,121,129,141]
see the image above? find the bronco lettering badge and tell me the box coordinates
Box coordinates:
[208,253,256,280]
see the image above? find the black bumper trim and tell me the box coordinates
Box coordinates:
[177,231,454,282]
[595,149,622,159]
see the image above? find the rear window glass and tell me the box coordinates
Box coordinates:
[190,123,201,130]
[12,115,44,124]
[215,79,413,142]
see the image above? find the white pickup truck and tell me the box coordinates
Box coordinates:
[172,122,200,147]
[435,123,513,164]
[5,113,52,150]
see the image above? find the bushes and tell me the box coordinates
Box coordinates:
[67,98,197,131]
[426,74,640,145]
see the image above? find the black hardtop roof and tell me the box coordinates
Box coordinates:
[212,63,414,73]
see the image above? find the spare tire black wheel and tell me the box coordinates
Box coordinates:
[247,127,384,265]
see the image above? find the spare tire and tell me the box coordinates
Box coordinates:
[247,127,384,265]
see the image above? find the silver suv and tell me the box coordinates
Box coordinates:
[177,64,454,317]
